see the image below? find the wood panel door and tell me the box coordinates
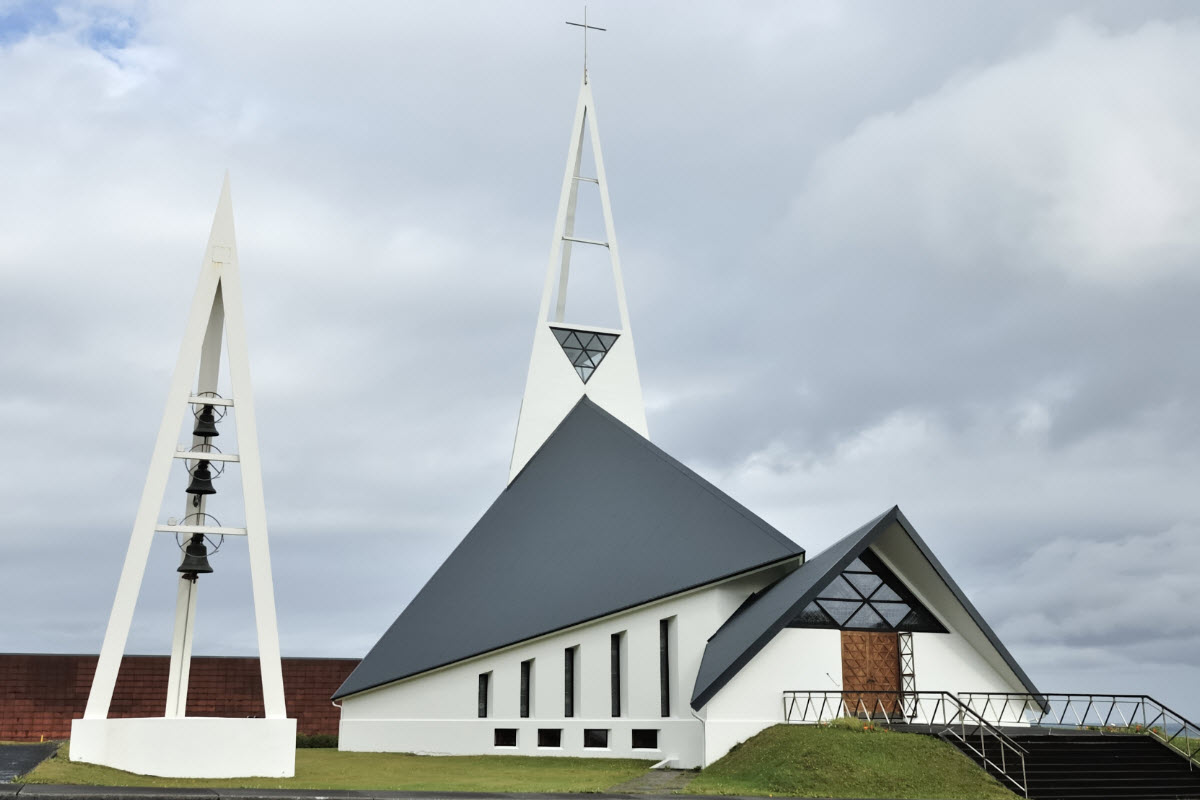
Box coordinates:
[841,631,901,718]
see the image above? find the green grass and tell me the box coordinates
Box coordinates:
[20,742,652,792]
[686,723,1022,799]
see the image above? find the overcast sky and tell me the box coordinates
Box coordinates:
[3,1,1199,715]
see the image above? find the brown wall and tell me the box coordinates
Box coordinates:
[0,654,359,741]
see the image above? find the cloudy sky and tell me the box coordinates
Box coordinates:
[3,1,1200,714]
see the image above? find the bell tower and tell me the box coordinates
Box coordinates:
[70,175,295,778]
[509,59,648,481]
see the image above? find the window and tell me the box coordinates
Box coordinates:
[659,618,672,717]
[632,729,659,750]
[494,728,517,747]
[564,646,578,718]
[537,728,562,748]
[550,327,620,383]
[520,659,533,718]
[610,632,624,717]
[478,672,490,718]
[789,550,947,633]
[583,729,609,749]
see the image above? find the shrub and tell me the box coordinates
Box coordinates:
[296,733,338,748]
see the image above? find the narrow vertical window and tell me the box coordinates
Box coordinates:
[520,659,532,718]
[659,618,671,717]
[610,632,623,718]
[564,646,576,718]
[478,672,490,718]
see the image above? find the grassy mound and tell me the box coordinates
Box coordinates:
[21,742,651,792]
[687,722,1021,799]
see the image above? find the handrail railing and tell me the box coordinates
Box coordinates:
[959,692,1200,770]
[783,690,1028,797]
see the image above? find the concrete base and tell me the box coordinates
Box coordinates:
[69,717,296,778]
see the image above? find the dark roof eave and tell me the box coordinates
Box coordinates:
[332,550,803,701]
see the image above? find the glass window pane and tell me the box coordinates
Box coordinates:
[552,328,573,344]
[816,599,862,625]
[846,572,882,596]
[845,604,888,630]
[874,602,911,627]
[817,576,860,600]
[596,333,618,349]
[791,602,835,627]
[871,584,902,602]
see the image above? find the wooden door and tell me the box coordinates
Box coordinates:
[841,631,901,718]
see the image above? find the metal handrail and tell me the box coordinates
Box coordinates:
[959,692,1200,770]
[783,690,1028,797]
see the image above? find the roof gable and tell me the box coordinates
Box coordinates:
[690,506,1039,709]
[335,397,802,699]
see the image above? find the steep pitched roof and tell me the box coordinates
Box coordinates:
[690,506,1039,709]
[335,397,803,699]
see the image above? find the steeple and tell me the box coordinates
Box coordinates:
[509,75,648,482]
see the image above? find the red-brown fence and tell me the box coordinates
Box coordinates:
[0,654,359,741]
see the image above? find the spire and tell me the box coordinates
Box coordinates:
[509,76,648,482]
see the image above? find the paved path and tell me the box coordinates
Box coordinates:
[605,769,696,794]
[0,746,57,784]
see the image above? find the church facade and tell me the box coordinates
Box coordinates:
[333,77,1039,768]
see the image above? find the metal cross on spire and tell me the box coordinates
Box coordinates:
[566,6,606,84]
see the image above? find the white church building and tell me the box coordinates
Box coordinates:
[333,75,1040,769]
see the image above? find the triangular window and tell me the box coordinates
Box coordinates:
[550,326,619,384]
[788,550,947,633]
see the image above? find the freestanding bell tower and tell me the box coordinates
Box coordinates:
[510,42,648,481]
[70,175,296,778]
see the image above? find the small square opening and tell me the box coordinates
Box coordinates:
[537,728,562,748]
[494,728,517,747]
[583,728,609,749]
[631,729,659,750]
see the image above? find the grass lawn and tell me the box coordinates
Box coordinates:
[686,723,1022,799]
[20,742,653,792]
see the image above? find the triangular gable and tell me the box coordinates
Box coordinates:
[690,506,1039,710]
[790,550,946,633]
[335,397,803,699]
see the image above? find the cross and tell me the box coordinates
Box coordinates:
[566,6,606,84]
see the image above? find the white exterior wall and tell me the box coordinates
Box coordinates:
[341,538,1034,767]
[702,628,841,766]
[911,630,1018,697]
[339,566,791,768]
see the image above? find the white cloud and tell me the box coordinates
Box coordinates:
[786,18,1200,285]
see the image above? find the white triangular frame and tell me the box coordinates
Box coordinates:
[510,78,648,481]
[71,175,294,778]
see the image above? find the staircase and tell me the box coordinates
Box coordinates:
[946,731,1200,800]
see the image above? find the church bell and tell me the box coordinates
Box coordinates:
[193,405,220,438]
[177,534,214,579]
[186,460,217,495]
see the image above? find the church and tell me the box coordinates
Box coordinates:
[332,73,1040,769]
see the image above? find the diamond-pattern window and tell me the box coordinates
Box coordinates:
[788,550,947,633]
[551,327,619,383]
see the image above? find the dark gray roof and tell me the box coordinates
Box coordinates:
[335,397,803,699]
[690,506,1040,709]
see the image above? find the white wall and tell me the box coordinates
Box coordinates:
[341,533,1035,768]
[339,564,792,768]
[70,717,296,778]
[702,627,842,765]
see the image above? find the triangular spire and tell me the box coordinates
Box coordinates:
[509,77,648,482]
